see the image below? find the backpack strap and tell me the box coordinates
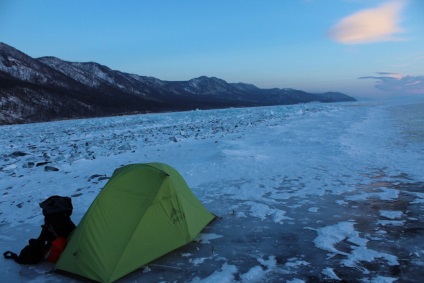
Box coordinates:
[3,251,19,261]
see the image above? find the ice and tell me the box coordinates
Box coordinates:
[379,210,403,219]
[286,280,305,283]
[1,98,424,282]
[243,201,291,223]
[377,220,405,226]
[239,266,266,282]
[190,263,237,283]
[197,233,224,244]
[313,221,368,256]
[322,267,341,281]
[342,247,399,268]
[308,207,319,213]
[362,276,398,283]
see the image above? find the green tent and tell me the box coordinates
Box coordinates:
[56,163,215,283]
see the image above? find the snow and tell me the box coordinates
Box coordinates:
[379,210,403,219]
[313,221,367,256]
[197,233,224,244]
[322,267,341,281]
[1,98,424,282]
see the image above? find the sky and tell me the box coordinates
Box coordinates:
[0,0,423,98]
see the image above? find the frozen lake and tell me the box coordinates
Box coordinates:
[1,98,423,282]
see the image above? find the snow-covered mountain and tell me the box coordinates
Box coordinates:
[0,42,356,125]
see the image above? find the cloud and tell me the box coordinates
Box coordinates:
[329,1,406,44]
[375,72,404,79]
[359,73,424,94]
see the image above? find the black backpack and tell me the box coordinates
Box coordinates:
[3,234,50,264]
[3,196,76,264]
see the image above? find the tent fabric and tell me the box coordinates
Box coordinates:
[55,163,215,283]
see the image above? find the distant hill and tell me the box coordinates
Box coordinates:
[0,42,356,125]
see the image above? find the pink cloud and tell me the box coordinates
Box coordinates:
[359,73,424,94]
[329,1,406,44]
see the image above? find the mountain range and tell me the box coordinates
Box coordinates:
[0,42,356,125]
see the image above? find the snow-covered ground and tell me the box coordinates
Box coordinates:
[1,98,423,282]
